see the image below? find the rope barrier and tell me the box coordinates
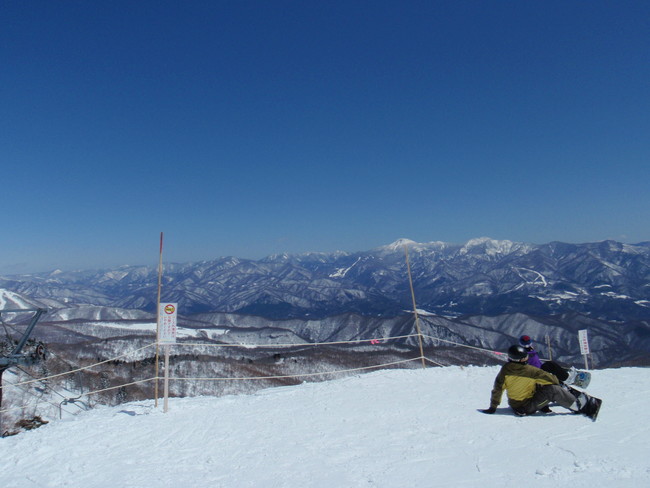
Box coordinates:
[0,377,157,415]
[0,332,419,399]
[1,372,77,418]
[420,333,505,357]
[78,377,158,398]
[15,366,79,415]
[423,357,447,367]
[167,357,423,382]
[2,342,157,389]
[1,354,422,414]
[1,330,502,397]
[1,333,422,415]
[1,322,509,421]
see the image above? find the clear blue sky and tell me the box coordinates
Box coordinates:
[2,1,649,273]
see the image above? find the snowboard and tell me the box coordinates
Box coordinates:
[565,385,602,421]
[568,369,591,389]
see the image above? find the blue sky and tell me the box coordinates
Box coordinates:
[2,1,649,273]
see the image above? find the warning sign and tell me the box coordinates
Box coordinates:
[158,302,177,344]
[578,329,590,355]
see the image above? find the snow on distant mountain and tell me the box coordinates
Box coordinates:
[45,304,153,322]
[1,366,647,488]
[377,238,448,254]
[380,237,419,251]
[329,257,362,278]
[0,289,48,311]
[459,236,530,256]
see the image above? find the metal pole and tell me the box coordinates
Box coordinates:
[404,245,426,368]
[154,232,163,407]
[9,308,47,355]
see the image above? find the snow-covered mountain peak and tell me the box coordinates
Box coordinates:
[382,238,418,251]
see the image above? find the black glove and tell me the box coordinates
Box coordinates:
[481,407,497,414]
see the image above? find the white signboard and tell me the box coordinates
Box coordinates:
[578,329,590,355]
[158,302,178,344]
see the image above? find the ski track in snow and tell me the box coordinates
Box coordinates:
[1,366,648,487]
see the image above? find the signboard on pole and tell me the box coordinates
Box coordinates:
[578,329,590,355]
[158,302,177,344]
[578,329,590,370]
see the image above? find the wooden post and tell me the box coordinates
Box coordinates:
[163,345,170,413]
[404,245,426,368]
[154,232,163,408]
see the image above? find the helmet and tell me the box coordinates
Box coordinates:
[519,335,532,347]
[507,345,528,362]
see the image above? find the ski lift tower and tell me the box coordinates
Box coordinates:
[0,307,48,410]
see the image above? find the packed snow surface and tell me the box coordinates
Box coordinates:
[1,366,648,487]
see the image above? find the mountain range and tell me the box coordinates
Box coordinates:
[1,237,649,368]
[2,237,649,321]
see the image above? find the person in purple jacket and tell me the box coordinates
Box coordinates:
[519,335,570,383]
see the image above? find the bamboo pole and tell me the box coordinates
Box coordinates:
[154,232,163,408]
[404,245,426,368]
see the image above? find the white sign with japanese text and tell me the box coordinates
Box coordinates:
[158,302,178,344]
[578,329,590,355]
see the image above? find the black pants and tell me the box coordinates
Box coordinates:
[540,361,569,383]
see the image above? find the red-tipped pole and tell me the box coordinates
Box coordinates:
[154,232,163,407]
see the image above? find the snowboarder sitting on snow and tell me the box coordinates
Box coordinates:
[481,345,581,416]
[518,335,579,385]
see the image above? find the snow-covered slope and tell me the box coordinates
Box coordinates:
[0,289,46,310]
[1,366,647,487]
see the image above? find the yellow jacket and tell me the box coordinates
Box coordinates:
[490,361,559,410]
